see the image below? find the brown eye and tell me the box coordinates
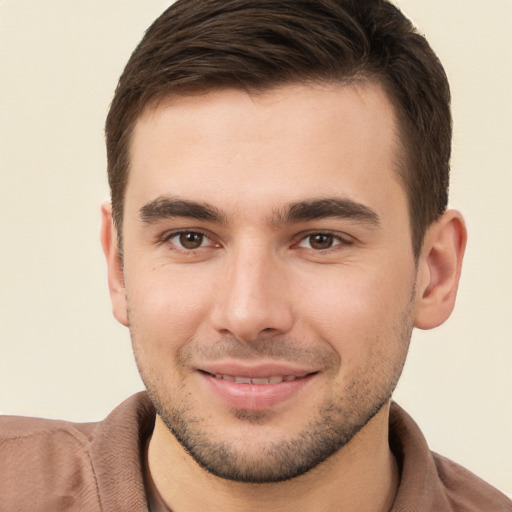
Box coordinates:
[308,233,334,250]
[177,232,204,249]
[297,232,345,251]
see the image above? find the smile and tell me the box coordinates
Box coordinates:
[200,369,316,410]
[210,372,310,384]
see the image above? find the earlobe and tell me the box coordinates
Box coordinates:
[100,202,129,327]
[414,209,467,330]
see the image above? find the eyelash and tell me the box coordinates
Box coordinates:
[161,229,353,253]
[294,231,353,251]
[161,230,217,252]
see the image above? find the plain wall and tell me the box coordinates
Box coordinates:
[1,0,511,496]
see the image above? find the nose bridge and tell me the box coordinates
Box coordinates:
[212,238,293,341]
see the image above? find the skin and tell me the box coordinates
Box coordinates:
[101,82,466,511]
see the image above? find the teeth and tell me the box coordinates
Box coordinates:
[252,377,272,385]
[211,373,308,384]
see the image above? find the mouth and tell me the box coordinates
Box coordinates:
[202,371,311,385]
[197,366,318,410]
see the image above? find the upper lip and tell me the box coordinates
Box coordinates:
[197,362,318,378]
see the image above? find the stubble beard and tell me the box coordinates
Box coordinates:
[131,296,414,484]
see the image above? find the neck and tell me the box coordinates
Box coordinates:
[147,403,398,512]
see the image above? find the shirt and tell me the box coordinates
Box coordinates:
[1,392,510,511]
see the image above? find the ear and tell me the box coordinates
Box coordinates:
[414,209,467,330]
[100,202,129,327]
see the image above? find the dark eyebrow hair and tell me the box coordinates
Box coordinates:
[139,196,226,224]
[277,198,380,226]
[139,195,379,227]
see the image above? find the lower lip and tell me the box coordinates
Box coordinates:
[200,372,314,411]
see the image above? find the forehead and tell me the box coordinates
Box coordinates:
[126,82,404,219]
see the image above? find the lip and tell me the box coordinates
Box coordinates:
[199,362,316,379]
[197,362,318,411]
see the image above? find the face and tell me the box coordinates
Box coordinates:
[119,83,418,482]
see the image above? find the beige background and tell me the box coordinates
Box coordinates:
[1,0,511,496]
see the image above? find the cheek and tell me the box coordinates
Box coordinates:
[125,264,215,351]
[296,264,414,356]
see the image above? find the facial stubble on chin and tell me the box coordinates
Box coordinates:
[130,295,415,484]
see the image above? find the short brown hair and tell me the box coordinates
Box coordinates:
[105,0,451,258]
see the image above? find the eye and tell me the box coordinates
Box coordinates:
[167,231,212,250]
[297,233,346,250]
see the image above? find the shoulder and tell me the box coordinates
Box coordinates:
[389,402,512,511]
[0,412,96,441]
[0,414,102,511]
[0,413,97,461]
[432,451,512,511]
[0,393,155,512]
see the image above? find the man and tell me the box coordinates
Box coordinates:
[1,0,510,510]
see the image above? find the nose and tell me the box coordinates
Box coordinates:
[211,243,294,343]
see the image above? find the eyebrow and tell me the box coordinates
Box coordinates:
[139,197,226,224]
[276,198,380,227]
[139,195,380,227]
